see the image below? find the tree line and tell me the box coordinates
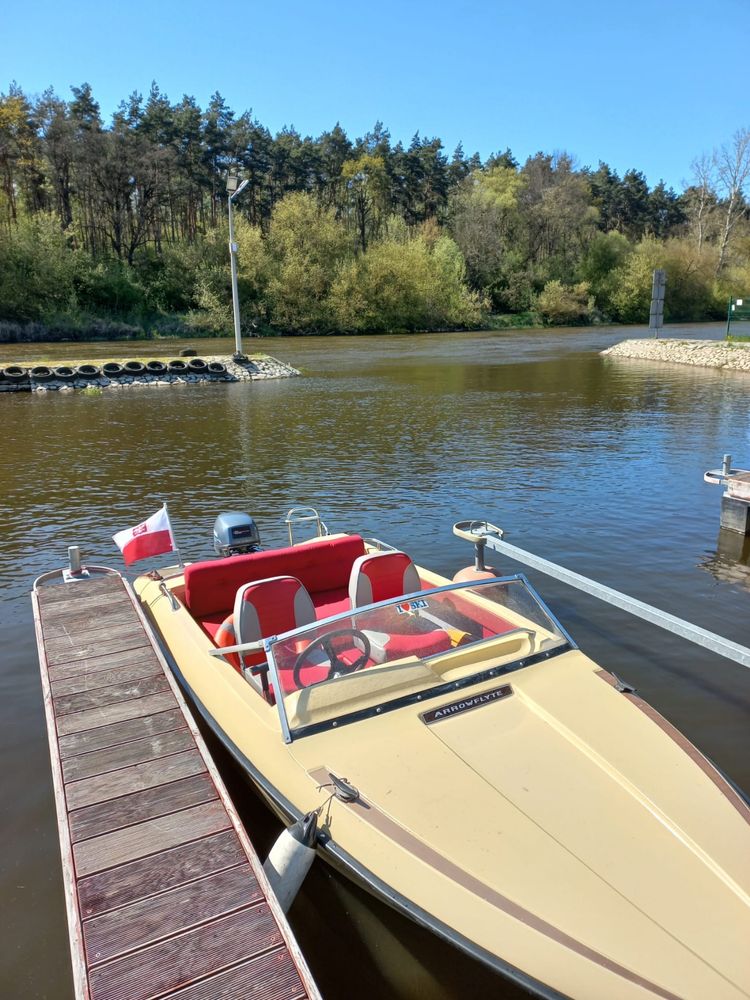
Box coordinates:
[0,80,748,339]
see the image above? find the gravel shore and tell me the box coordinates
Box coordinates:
[601,339,750,371]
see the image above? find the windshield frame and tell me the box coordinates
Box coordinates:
[263,573,575,742]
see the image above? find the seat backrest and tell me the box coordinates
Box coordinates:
[184,534,366,618]
[348,551,421,608]
[234,575,316,648]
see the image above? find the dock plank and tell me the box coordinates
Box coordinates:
[52,658,164,697]
[70,773,216,843]
[39,576,126,604]
[73,800,232,877]
[83,863,264,965]
[88,903,282,1000]
[78,831,246,917]
[46,631,152,667]
[65,750,207,810]
[45,620,147,656]
[54,674,170,715]
[41,592,132,618]
[56,692,176,736]
[62,727,193,782]
[162,949,306,1000]
[48,645,162,682]
[33,571,318,1000]
[43,608,143,639]
[58,708,185,758]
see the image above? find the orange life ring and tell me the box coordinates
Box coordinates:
[215,614,241,672]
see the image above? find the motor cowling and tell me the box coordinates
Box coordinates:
[213,512,261,556]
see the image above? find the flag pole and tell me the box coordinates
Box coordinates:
[162,501,184,567]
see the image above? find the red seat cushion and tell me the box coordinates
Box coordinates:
[184,534,366,618]
[310,586,351,620]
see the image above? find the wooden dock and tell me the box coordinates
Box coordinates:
[32,568,320,1000]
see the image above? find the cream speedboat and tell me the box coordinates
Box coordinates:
[135,510,750,1000]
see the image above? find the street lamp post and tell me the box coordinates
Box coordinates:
[226,173,250,360]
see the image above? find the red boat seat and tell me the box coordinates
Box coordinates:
[348,550,421,608]
[234,575,316,655]
[184,534,366,618]
[215,575,315,674]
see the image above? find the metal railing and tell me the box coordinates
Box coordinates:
[453,520,750,670]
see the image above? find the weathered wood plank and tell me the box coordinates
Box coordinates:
[54,675,170,716]
[161,948,306,1000]
[87,903,282,1000]
[70,773,216,843]
[58,708,185,758]
[77,830,246,917]
[45,621,146,655]
[43,608,142,639]
[38,576,125,605]
[40,593,130,620]
[56,692,176,736]
[52,659,163,697]
[41,589,130,615]
[66,750,206,811]
[46,631,151,667]
[44,605,145,653]
[49,646,161,683]
[73,800,231,877]
[84,863,263,965]
[62,727,193,782]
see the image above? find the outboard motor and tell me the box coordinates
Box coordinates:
[213,512,262,557]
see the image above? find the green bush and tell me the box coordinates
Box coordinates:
[330,232,483,332]
[133,244,201,314]
[0,214,77,321]
[537,280,593,324]
[266,193,351,332]
[74,260,145,317]
[608,237,723,323]
[578,232,631,315]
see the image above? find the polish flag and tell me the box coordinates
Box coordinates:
[113,506,176,566]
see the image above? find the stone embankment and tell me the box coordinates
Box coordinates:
[602,339,750,371]
[0,354,300,393]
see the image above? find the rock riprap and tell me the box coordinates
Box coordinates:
[601,339,750,371]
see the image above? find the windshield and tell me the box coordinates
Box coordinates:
[265,575,570,740]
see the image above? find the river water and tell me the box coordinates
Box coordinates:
[2,324,749,998]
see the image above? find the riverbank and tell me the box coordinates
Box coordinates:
[602,338,750,371]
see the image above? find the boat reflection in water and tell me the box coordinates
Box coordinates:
[136,509,750,1000]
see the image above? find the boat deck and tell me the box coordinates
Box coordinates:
[32,570,319,1000]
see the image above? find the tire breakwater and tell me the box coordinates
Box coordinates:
[0,355,300,392]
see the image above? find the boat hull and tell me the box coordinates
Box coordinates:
[159,640,565,998]
[136,570,750,1000]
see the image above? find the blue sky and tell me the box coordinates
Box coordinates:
[3,0,748,191]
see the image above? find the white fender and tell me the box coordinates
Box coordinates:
[263,811,318,913]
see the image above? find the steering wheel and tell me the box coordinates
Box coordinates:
[293,628,371,688]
